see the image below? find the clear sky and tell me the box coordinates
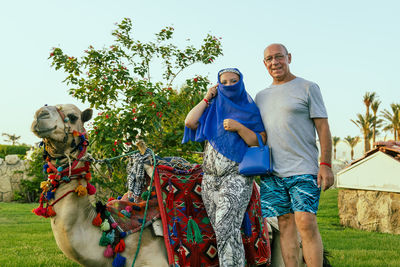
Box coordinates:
[1,0,399,160]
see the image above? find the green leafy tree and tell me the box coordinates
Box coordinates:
[344,135,360,160]
[49,18,223,194]
[2,133,21,146]
[332,136,340,160]
[381,103,400,141]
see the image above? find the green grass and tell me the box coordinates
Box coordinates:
[318,189,400,267]
[1,190,399,266]
[0,202,78,267]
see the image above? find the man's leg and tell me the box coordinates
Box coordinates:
[295,212,323,267]
[277,213,300,267]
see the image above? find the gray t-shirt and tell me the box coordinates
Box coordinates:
[255,77,328,177]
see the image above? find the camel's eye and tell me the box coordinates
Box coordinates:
[67,114,79,123]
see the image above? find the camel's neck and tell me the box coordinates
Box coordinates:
[50,180,107,266]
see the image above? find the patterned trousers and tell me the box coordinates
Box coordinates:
[202,144,253,267]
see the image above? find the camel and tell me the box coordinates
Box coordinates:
[31,104,168,267]
[31,104,323,267]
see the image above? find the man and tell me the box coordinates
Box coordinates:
[255,43,334,267]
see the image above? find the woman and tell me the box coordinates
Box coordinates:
[183,68,266,267]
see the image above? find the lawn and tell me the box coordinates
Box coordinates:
[318,189,400,267]
[0,189,399,266]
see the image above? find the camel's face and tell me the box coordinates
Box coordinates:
[31,104,92,143]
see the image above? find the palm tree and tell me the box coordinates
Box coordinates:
[332,136,340,160]
[363,92,376,118]
[351,113,373,153]
[371,99,382,145]
[381,103,400,141]
[2,133,21,146]
[344,135,360,160]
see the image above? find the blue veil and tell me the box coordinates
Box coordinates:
[182,68,265,163]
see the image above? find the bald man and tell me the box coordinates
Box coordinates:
[255,43,334,267]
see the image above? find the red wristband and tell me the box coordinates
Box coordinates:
[203,98,209,105]
[320,162,331,168]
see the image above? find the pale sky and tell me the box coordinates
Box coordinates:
[1,0,399,160]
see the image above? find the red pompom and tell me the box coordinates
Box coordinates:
[86,182,96,195]
[47,205,56,217]
[92,212,102,226]
[114,239,125,253]
[107,197,115,202]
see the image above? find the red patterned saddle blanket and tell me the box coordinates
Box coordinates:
[154,165,271,266]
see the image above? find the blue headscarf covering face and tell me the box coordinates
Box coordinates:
[182,68,265,163]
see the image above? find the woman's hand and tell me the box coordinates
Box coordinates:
[205,84,218,100]
[223,119,243,132]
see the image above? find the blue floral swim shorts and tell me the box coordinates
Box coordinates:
[260,174,321,217]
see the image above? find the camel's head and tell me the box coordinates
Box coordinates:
[31,104,92,157]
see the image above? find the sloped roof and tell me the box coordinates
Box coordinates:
[349,140,400,166]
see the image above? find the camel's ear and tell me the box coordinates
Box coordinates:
[81,109,93,123]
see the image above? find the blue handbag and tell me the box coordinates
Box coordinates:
[239,133,273,176]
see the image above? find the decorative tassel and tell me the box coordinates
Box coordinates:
[120,232,127,238]
[141,190,150,200]
[40,181,50,191]
[166,189,174,210]
[121,210,131,218]
[75,184,87,196]
[86,182,96,195]
[187,217,203,244]
[47,205,56,217]
[46,190,55,200]
[106,230,115,244]
[178,245,187,267]
[85,172,92,181]
[32,205,48,217]
[131,205,141,211]
[244,241,256,266]
[242,212,252,238]
[114,239,126,253]
[92,212,102,226]
[104,244,114,258]
[107,197,115,202]
[112,253,126,267]
[99,232,109,246]
[184,191,194,217]
[57,166,63,172]
[190,243,201,267]
[258,239,271,259]
[111,222,118,229]
[172,220,178,237]
[125,206,132,213]
[117,212,124,217]
[101,219,111,231]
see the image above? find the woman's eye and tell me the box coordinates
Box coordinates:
[221,81,227,85]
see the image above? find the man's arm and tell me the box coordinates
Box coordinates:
[313,118,334,191]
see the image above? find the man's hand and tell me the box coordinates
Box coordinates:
[317,165,334,191]
[223,119,243,132]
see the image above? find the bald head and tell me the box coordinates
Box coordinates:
[264,43,288,56]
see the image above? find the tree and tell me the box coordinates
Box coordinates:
[344,135,360,160]
[360,92,376,150]
[332,136,340,160]
[2,133,21,146]
[381,103,400,141]
[363,92,376,118]
[351,113,373,153]
[371,99,383,145]
[50,18,223,193]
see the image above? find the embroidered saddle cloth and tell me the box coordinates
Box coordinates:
[153,165,271,266]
